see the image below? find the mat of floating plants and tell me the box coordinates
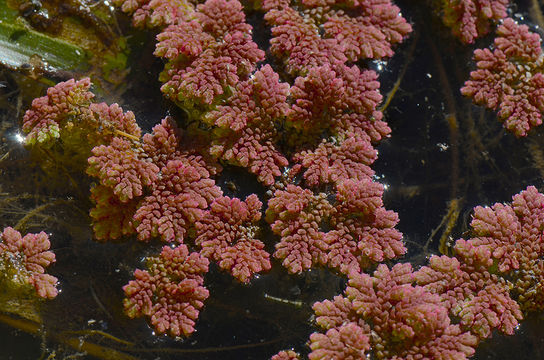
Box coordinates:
[0,0,543,359]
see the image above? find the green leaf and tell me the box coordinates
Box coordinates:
[0,4,87,71]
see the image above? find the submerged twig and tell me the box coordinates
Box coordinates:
[0,312,137,360]
[427,33,461,200]
[529,0,544,30]
[380,29,419,113]
[12,198,86,233]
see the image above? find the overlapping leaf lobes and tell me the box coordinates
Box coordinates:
[23,0,416,349]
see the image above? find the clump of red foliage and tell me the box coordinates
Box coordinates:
[26,1,544,359]
[0,227,58,299]
[462,18,544,137]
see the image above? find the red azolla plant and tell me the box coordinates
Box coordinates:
[414,255,522,339]
[123,244,209,337]
[455,186,544,313]
[286,64,388,193]
[262,0,412,75]
[22,77,94,146]
[266,185,332,273]
[275,186,544,358]
[262,1,347,76]
[23,78,142,148]
[87,137,159,203]
[21,77,144,185]
[0,227,58,299]
[206,64,290,185]
[86,116,223,243]
[441,0,509,43]
[306,0,412,61]
[414,187,544,338]
[266,179,405,274]
[22,0,414,347]
[23,79,274,333]
[462,18,544,137]
[325,179,405,274]
[156,0,265,107]
[460,186,544,273]
[271,350,300,360]
[134,159,222,243]
[296,263,479,360]
[89,184,140,240]
[307,322,370,360]
[17,0,544,358]
[146,0,396,196]
[132,118,223,244]
[142,117,222,176]
[112,0,195,28]
[88,102,143,141]
[291,133,377,188]
[195,195,270,283]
